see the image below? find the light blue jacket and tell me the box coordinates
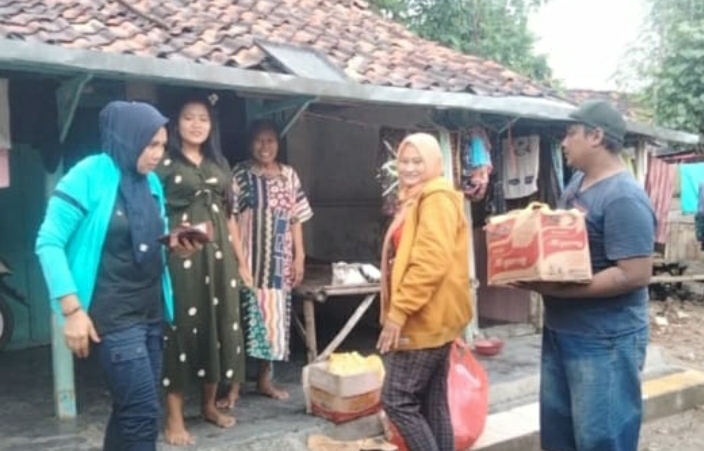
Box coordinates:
[35,153,174,324]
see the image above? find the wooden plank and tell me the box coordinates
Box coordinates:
[303,299,318,363]
[314,293,377,363]
[292,313,307,343]
[650,274,704,284]
[56,73,92,143]
[321,284,380,298]
[664,214,703,262]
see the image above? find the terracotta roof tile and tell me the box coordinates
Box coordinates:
[0,0,555,96]
[566,89,646,120]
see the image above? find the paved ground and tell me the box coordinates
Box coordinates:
[5,296,704,451]
[0,321,541,451]
[640,407,704,451]
[639,296,704,451]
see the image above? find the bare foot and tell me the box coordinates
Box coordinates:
[202,405,236,429]
[258,379,290,400]
[164,416,195,446]
[215,384,240,410]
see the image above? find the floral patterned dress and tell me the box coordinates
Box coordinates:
[232,161,313,361]
[156,155,245,391]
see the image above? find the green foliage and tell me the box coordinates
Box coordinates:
[620,0,704,132]
[366,0,554,83]
[365,0,408,18]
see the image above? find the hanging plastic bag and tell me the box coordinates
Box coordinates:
[461,129,493,202]
[448,339,489,450]
[381,339,489,451]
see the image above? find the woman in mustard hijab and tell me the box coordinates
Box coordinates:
[377,133,472,451]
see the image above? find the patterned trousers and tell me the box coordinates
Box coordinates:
[381,343,454,451]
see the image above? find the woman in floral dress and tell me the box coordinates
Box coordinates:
[156,96,253,445]
[219,119,313,405]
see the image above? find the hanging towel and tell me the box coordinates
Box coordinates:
[680,163,704,214]
[0,79,10,188]
[551,142,564,194]
[502,134,539,200]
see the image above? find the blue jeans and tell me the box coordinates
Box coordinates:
[95,323,163,451]
[540,326,648,451]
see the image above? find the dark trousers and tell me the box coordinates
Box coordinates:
[381,343,454,451]
[95,323,163,451]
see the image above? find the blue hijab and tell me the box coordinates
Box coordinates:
[99,101,168,266]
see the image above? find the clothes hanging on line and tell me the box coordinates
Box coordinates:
[461,127,493,201]
[680,162,704,214]
[551,142,564,195]
[502,133,540,200]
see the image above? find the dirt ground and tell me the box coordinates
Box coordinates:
[640,295,704,451]
[648,297,704,371]
[640,407,704,451]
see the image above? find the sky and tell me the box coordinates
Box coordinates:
[528,0,646,91]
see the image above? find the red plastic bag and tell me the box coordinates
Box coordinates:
[382,339,489,451]
[449,339,489,450]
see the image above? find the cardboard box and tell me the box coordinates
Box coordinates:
[309,386,381,424]
[308,362,381,397]
[485,203,592,285]
[303,361,383,424]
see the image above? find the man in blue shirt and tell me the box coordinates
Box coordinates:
[523,100,656,451]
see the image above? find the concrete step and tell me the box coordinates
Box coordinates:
[473,368,704,451]
[214,367,704,451]
[155,345,695,451]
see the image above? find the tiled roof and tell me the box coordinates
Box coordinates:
[0,0,554,97]
[566,89,647,121]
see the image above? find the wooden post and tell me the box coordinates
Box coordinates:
[464,200,479,344]
[438,128,478,343]
[437,127,454,181]
[635,138,648,188]
[528,291,544,332]
[303,298,318,363]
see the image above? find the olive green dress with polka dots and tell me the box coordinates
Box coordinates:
[156,155,245,391]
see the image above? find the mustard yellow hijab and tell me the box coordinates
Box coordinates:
[380,133,445,322]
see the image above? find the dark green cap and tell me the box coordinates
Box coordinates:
[568,99,626,146]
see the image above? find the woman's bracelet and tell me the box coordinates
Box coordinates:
[63,305,82,318]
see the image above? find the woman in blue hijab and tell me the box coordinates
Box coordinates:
[36,101,196,451]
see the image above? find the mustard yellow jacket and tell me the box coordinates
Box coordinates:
[388,178,473,350]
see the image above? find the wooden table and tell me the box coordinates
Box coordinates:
[293,265,380,363]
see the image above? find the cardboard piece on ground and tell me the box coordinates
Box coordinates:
[307,434,397,451]
[486,202,592,285]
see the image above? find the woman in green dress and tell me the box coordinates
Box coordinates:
[218,119,313,407]
[156,96,253,445]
